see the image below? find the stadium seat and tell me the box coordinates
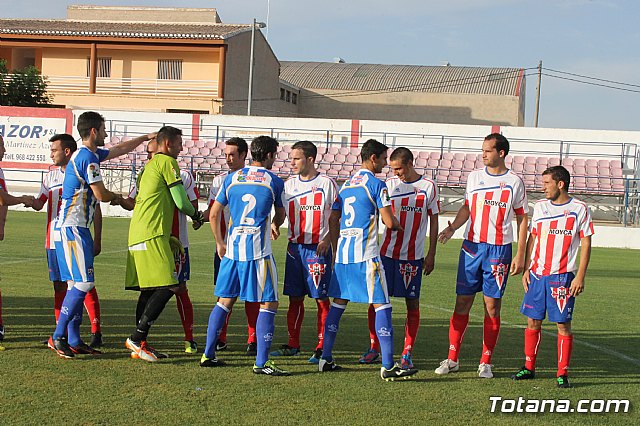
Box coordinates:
[451,159,463,171]
[184,139,195,149]
[195,140,205,149]
[429,152,441,161]
[199,147,210,157]
[205,140,217,150]
[453,153,466,162]
[327,146,339,155]
[418,151,430,160]
[548,157,560,167]
[188,147,199,156]
[427,159,439,168]
[442,152,454,161]
[465,153,476,162]
[339,147,350,156]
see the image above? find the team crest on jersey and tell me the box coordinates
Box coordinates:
[490,263,507,289]
[307,262,326,289]
[171,167,180,180]
[88,164,100,179]
[311,185,318,193]
[382,188,390,202]
[499,181,506,189]
[564,209,571,217]
[399,263,418,289]
[551,286,569,313]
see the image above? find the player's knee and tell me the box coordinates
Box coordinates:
[557,321,572,335]
[74,281,95,293]
[454,295,474,314]
[405,298,420,310]
[527,318,542,330]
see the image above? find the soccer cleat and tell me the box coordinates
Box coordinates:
[478,363,494,378]
[434,359,459,375]
[246,342,257,356]
[400,352,414,370]
[200,354,225,367]
[557,375,571,388]
[125,338,157,362]
[48,336,74,359]
[318,358,342,372]
[358,348,380,364]
[89,332,103,348]
[269,344,301,357]
[511,367,535,381]
[0,324,4,342]
[215,341,227,351]
[70,342,102,355]
[308,348,322,364]
[253,359,291,376]
[381,363,419,381]
[185,340,198,354]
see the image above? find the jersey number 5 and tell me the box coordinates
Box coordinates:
[344,196,356,227]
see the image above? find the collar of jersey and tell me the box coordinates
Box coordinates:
[550,197,573,207]
[484,167,510,177]
[298,172,320,182]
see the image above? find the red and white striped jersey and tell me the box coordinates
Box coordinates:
[284,174,338,244]
[207,172,231,244]
[529,198,594,276]
[380,176,440,260]
[0,167,6,192]
[130,169,198,248]
[464,168,528,245]
[36,168,64,249]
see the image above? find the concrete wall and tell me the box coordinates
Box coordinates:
[297,89,522,126]
[67,5,222,23]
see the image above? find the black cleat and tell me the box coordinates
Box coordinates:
[48,336,74,359]
[511,367,535,381]
[89,332,103,348]
[0,324,4,342]
[215,340,227,351]
[380,363,418,381]
[318,358,342,372]
[70,342,102,355]
[557,375,571,388]
[246,342,257,356]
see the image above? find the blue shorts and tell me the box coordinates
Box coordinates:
[55,226,95,283]
[213,252,221,284]
[456,240,512,298]
[174,247,190,283]
[329,257,389,304]
[521,272,576,323]
[214,255,278,303]
[284,243,331,299]
[46,249,64,282]
[381,256,423,299]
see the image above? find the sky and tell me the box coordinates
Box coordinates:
[2,0,639,131]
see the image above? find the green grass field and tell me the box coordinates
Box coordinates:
[0,211,638,425]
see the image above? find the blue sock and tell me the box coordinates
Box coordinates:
[53,287,87,343]
[255,308,276,368]
[204,303,230,358]
[375,304,394,369]
[321,303,346,362]
[67,297,85,347]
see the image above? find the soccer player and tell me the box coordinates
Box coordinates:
[318,139,419,381]
[0,135,36,344]
[360,147,439,369]
[49,111,156,359]
[118,138,202,355]
[511,166,593,388]
[435,133,529,378]
[202,135,289,376]
[202,137,260,355]
[30,134,103,347]
[269,141,336,363]
[122,126,205,362]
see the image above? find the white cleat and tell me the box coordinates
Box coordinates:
[434,359,459,375]
[478,363,494,378]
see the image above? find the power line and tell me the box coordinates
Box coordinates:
[542,72,640,94]
[544,67,640,89]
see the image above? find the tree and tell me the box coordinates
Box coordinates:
[0,59,52,107]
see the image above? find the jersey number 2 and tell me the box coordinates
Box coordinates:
[240,194,256,225]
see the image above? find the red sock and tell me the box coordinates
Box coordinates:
[286,299,305,348]
[218,307,231,343]
[557,333,573,377]
[524,328,542,371]
[480,316,501,364]
[245,301,260,344]
[175,290,194,341]
[367,304,380,351]
[54,288,67,323]
[403,307,420,355]
[84,287,101,334]
[315,299,330,350]
[447,312,469,362]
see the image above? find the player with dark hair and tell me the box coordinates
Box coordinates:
[360,146,440,369]
[202,135,289,376]
[49,111,156,358]
[318,139,419,380]
[203,137,260,355]
[269,140,337,363]
[122,126,205,362]
[435,133,529,378]
[0,135,36,345]
[30,134,103,347]
[512,166,593,388]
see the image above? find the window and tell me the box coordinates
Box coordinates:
[292,93,298,105]
[280,88,286,100]
[158,59,183,80]
[86,57,111,78]
[286,90,291,102]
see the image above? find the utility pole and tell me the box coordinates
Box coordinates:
[534,60,542,127]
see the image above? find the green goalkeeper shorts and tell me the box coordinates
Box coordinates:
[125,236,179,290]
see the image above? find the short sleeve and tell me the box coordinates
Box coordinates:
[273,177,284,208]
[332,186,343,211]
[208,174,223,207]
[530,203,542,235]
[427,182,440,215]
[182,171,198,201]
[512,177,529,215]
[0,169,7,192]
[375,181,391,209]
[578,205,595,238]
[37,175,49,201]
[96,148,109,163]
[86,161,103,185]
[215,174,230,206]
[128,181,138,199]
[161,156,183,188]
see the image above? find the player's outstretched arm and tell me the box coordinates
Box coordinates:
[380,205,403,231]
[0,189,34,207]
[521,233,535,292]
[90,181,122,204]
[438,204,470,244]
[511,213,529,276]
[105,132,157,161]
[116,196,135,211]
[570,236,592,297]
